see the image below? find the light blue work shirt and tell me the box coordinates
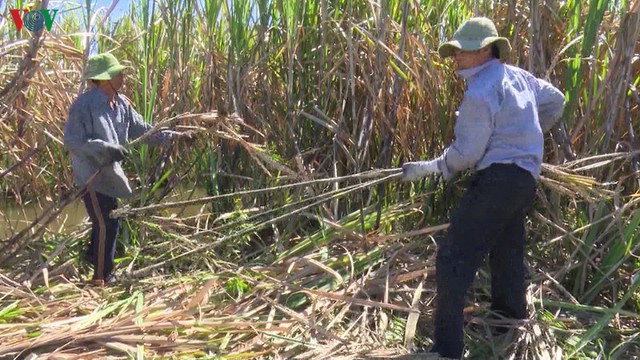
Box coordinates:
[63,87,177,198]
[436,59,565,179]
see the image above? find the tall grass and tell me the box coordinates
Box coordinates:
[1,0,640,358]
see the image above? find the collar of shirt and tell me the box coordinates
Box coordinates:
[90,86,119,106]
[457,58,501,80]
[88,87,107,104]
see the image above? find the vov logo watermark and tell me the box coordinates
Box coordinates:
[9,9,58,32]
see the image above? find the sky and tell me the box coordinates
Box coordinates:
[42,0,132,23]
[93,0,131,21]
[29,0,133,54]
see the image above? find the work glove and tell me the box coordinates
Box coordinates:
[83,140,129,167]
[105,143,129,163]
[402,160,441,181]
[179,131,198,145]
[180,131,196,141]
[146,130,184,146]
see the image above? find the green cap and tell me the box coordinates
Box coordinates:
[84,53,128,80]
[438,17,511,60]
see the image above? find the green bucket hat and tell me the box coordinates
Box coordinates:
[84,53,128,80]
[438,17,511,60]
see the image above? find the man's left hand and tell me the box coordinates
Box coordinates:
[178,131,196,142]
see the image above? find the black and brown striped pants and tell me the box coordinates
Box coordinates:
[82,190,119,281]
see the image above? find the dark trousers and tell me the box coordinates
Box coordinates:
[82,190,119,280]
[431,164,536,359]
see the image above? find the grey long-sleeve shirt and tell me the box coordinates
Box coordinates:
[63,87,177,198]
[435,59,565,180]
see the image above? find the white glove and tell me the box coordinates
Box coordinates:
[402,160,441,181]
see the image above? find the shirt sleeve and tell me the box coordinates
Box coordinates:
[126,102,178,145]
[63,101,117,166]
[127,105,153,140]
[436,96,493,179]
[534,78,565,133]
[63,101,91,156]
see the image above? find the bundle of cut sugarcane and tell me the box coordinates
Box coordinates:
[540,163,614,202]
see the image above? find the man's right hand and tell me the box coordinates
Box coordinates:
[107,144,129,162]
[401,160,441,181]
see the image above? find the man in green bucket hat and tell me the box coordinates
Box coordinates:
[63,52,189,286]
[401,17,565,359]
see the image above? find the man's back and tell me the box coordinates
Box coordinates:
[461,60,564,178]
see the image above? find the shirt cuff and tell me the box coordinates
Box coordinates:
[437,158,453,181]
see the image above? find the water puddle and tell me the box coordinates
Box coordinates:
[0,200,87,239]
[0,187,212,239]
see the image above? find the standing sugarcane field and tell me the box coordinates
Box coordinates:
[2,0,640,359]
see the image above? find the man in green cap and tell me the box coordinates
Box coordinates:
[401,17,565,359]
[63,53,187,286]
